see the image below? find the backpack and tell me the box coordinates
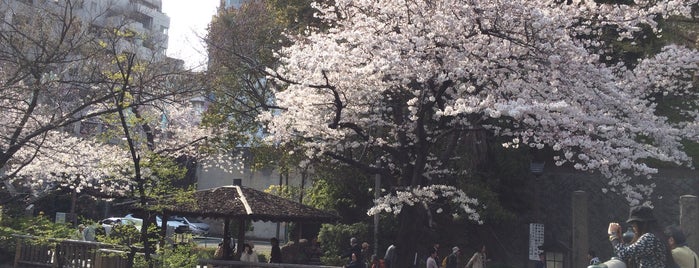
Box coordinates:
[442,256,449,268]
[443,253,457,268]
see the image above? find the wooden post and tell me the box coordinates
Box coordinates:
[237,218,246,257]
[159,213,167,250]
[13,236,22,268]
[680,195,698,250]
[571,191,588,268]
[223,218,231,259]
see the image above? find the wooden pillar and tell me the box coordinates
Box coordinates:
[13,236,22,268]
[237,218,246,257]
[223,218,231,260]
[159,213,167,250]
[571,191,588,268]
[680,195,698,250]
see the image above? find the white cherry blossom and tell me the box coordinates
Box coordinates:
[263,0,699,217]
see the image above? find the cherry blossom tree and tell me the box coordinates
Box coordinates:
[1,2,213,261]
[262,0,699,265]
[0,0,207,191]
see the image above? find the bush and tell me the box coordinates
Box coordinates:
[0,211,76,263]
[159,244,199,268]
[258,253,268,263]
[318,222,369,266]
[197,246,216,259]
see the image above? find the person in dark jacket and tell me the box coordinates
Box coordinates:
[345,252,366,268]
[270,237,282,263]
[342,237,362,261]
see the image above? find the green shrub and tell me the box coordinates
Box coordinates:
[318,222,369,266]
[158,243,199,268]
[258,253,268,263]
[0,212,76,262]
[197,246,216,259]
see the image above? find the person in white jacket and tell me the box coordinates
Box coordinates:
[466,245,488,268]
[240,243,259,263]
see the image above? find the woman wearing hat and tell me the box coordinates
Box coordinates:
[608,205,667,268]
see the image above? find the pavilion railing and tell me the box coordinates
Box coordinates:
[197,259,342,268]
[13,234,134,268]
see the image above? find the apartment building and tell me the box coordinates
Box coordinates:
[1,0,170,58]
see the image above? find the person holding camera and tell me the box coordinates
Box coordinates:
[608,205,667,268]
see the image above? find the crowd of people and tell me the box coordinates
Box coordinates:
[339,237,489,268]
[338,205,697,268]
[213,237,283,264]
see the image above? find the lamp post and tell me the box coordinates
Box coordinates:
[539,237,569,268]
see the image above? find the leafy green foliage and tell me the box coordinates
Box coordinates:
[204,1,283,148]
[317,222,369,266]
[158,243,199,268]
[0,211,75,262]
[266,184,301,200]
[9,212,74,239]
[266,0,329,34]
[309,164,374,222]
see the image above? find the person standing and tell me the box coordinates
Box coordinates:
[345,253,366,268]
[445,246,460,268]
[361,242,371,266]
[665,225,698,268]
[587,250,600,265]
[370,254,386,268]
[270,237,282,263]
[82,224,96,242]
[608,205,667,268]
[384,244,396,268]
[240,243,259,263]
[466,245,487,268]
[535,253,545,268]
[73,224,86,240]
[433,243,441,263]
[342,237,362,261]
[426,248,439,268]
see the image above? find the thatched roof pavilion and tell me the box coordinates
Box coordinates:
[156,185,339,260]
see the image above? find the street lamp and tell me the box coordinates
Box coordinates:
[530,160,545,176]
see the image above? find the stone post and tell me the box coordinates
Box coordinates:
[572,191,589,268]
[679,195,698,250]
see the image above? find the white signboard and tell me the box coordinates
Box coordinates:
[56,212,67,224]
[529,223,545,260]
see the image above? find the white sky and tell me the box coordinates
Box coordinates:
[162,0,220,70]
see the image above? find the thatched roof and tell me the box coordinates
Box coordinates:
[160,185,338,223]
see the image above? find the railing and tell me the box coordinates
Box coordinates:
[197,259,342,268]
[14,235,342,268]
[13,235,131,268]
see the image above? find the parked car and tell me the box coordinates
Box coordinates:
[98,217,142,235]
[169,216,210,236]
[123,214,189,231]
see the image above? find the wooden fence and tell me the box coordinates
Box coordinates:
[13,235,132,268]
[14,235,342,268]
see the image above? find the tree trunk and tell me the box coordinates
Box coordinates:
[394,205,429,268]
